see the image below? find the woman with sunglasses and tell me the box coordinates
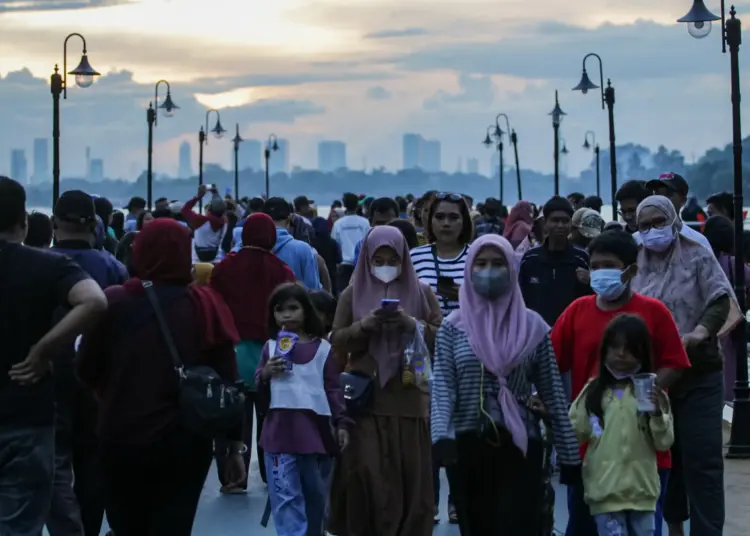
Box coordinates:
[409,191,473,524]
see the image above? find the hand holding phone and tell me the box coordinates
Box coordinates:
[380,298,400,314]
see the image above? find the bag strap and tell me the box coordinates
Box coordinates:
[430,245,441,278]
[142,281,183,370]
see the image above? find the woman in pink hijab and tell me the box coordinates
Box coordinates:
[503,200,534,249]
[328,226,442,536]
[430,234,580,535]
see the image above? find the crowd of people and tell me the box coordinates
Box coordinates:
[0,171,745,536]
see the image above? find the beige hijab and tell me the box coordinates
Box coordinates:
[631,195,741,336]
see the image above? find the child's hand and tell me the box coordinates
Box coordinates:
[337,428,350,451]
[527,394,548,416]
[650,386,668,416]
[261,356,286,381]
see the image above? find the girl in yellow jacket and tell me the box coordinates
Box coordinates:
[570,314,674,536]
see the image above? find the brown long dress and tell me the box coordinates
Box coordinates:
[327,284,443,536]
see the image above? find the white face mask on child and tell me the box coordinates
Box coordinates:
[605,364,641,380]
[371,266,400,284]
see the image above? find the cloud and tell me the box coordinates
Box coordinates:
[0,0,129,12]
[0,68,325,180]
[423,74,496,110]
[364,27,428,39]
[388,19,746,80]
[366,85,392,100]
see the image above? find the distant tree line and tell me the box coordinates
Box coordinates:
[22,139,749,209]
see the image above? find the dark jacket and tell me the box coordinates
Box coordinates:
[475,217,505,238]
[518,242,592,327]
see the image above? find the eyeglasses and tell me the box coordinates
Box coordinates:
[435,192,463,202]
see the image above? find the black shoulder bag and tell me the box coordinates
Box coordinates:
[142,281,245,438]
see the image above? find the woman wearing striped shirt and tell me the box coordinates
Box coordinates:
[409,192,473,523]
[430,234,581,535]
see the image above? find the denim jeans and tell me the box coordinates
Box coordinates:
[265,452,334,536]
[0,426,55,536]
[46,406,84,536]
[594,511,655,536]
[567,470,670,536]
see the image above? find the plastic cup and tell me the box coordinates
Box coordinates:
[633,373,656,412]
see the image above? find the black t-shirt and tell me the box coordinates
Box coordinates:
[0,241,90,427]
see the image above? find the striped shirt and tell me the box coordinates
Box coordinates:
[430,320,580,466]
[409,244,469,315]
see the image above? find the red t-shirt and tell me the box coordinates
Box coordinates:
[551,292,691,469]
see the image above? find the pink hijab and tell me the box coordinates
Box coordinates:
[503,201,534,248]
[352,226,431,386]
[446,234,549,455]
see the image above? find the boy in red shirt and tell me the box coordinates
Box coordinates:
[551,230,690,536]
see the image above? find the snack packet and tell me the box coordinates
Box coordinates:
[276,331,299,371]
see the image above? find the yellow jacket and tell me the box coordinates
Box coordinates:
[569,381,674,516]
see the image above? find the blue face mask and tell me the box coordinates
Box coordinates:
[642,225,675,252]
[590,268,627,301]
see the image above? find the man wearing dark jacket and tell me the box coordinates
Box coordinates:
[93,197,119,255]
[49,191,128,536]
[519,196,591,327]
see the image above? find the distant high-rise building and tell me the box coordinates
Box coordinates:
[10,149,27,184]
[466,157,479,174]
[178,141,192,178]
[422,140,441,172]
[402,133,423,170]
[89,158,104,182]
[32,138,49,183]
[239,140,262,171]
[269,139,289,175]
[318,141,347,172]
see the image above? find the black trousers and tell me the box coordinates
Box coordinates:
[336,264,355,296]
[452,434,544,536]
[215,391,266,486]
[101,427,213,536]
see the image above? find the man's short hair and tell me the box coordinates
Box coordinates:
[542,196,574,219]
[0,177,26,233]
[615,180,649,204]
[587,230,639,267]
[263,197,292,221]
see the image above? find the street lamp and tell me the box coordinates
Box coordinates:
[572,53,618,218]
[561,139,569,155]
[496,114,522,202]
[549,90,566,195]
[198,109,226,211]
[264,134,279,198]
[146,80,179,209]
[50,33,100,207]
[484,123,505,202]
[232,124,243,199]
[584,130,601,197]
[678,1,749,457]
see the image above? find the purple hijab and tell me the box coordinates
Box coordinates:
[446,234,549,455]
[352,226,431,386]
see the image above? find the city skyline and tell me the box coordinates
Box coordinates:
[0,0,748,181]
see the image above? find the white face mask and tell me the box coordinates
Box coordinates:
[371,265,400,284]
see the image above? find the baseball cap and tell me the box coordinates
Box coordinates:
[54,190,97,225]
[293,195,314,212]
[263,197,291,221]
[645,173,689,197]
[572,208,604,239]
[125,196,147,211]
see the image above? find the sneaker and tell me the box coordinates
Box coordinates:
[448,502,458,524]
[434,506,440,524]
[220,484,247,494]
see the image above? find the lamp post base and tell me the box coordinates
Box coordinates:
[727,394,750,458]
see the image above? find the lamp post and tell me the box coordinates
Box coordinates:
[496,114,522,202]
[549,90,566,195]
[584,130,601,197]
[561,138,569,155]
[146,80,178,209]
[232,124,243,199]
[572,53,618,216]
[483,125,504,202]
[50,33,100,207]
[678,1,749,457]
[264,134,279,198]
[197,109,226,211]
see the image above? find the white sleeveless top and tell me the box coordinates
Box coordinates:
[269,339,332,416]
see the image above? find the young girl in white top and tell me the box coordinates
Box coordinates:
[255,283,350,536]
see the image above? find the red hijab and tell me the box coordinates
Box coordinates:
[125,219,238,347]
[211,213,295,341]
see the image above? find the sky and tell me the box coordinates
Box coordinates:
[0,0,748,181]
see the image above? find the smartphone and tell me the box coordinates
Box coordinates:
[380,298,400,312]
[437,277,456,288]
